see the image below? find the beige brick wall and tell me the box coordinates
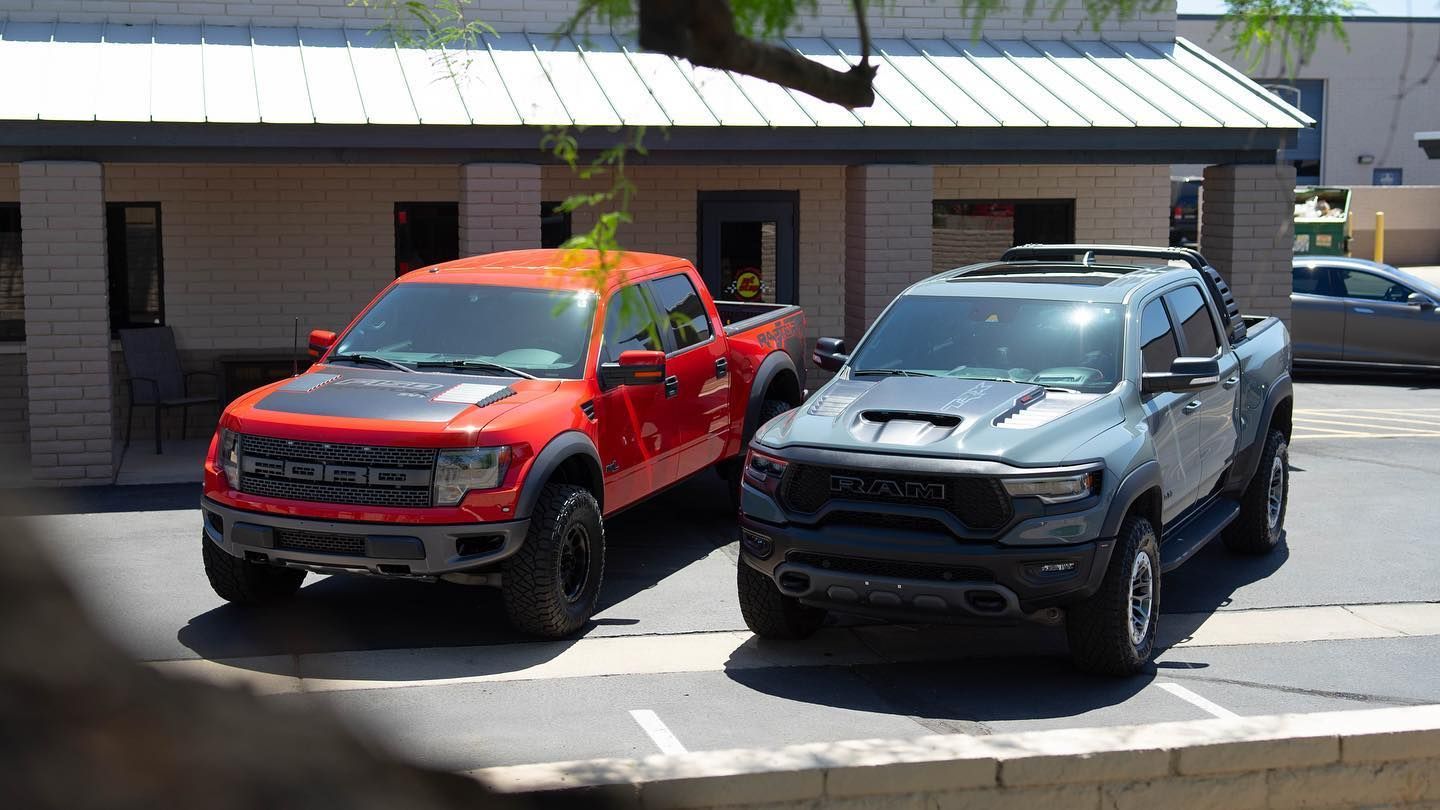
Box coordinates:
[0,163,17,199]
[105,164,458,352]
[1201,163,1296,325]
[460,163,540,255]
[1,0,1176,40]
[542,165,847,344]
[845,164,933,343]
[20,161,114,484]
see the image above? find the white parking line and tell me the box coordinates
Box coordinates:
[629,709,689,755]
[1156,682,1239,719]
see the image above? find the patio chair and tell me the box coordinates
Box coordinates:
[118,326,218,455]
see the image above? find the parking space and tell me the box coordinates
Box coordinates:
[10,375,1440,771]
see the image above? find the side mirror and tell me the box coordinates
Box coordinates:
[1141,357,1221,394]
[308,329,336,359]
[599,349,666,389]
[813,337,849,372]
[1407,292,1437,310]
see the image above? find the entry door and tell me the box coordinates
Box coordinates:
[698,193,798,305]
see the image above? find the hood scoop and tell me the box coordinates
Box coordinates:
[860,410,961,428]
[433,383,515,408]
[994,391,1100,429]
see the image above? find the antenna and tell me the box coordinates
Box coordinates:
[292,317,300,377]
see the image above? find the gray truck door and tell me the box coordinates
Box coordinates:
[1336,268,1440,366]
[1164,285,1238,500]
[1138,298,1200,524]
[1291,263,1345,362]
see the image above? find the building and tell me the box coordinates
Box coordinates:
[0,0,1306,486]
[1178,0,1440,186]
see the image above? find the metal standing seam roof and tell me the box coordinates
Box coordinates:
[0,20,1313,130]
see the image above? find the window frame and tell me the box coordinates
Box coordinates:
[644,272,715,357]
[0,203,22,342]
[1137,296,1182,380]
[1292,264,1338,298]
[393,201,459,277]
[1163,284,1223,359]
[541,200,573,250]
[598,282,666,368]
[106,201,165,335]
[1335,268,1414,303]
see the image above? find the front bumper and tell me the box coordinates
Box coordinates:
[201,498,529,579]
[739,511,1115,622]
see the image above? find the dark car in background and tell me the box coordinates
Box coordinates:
[1292,256,1440,372]
[1169,177,1201,247]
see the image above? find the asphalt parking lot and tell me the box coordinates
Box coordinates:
[10,373,1440,771]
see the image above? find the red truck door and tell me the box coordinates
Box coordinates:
[646,272,733,480]
[595,285,678,513]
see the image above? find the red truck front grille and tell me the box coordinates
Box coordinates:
[237,434,436,508]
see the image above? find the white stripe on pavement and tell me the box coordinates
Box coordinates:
[628,709,689,755]
[1155,683,1240,719]
[146,601,1440,696]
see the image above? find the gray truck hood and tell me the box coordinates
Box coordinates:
[758,375,1124,465]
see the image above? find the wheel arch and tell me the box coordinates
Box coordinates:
[1100,460,1163,538]
[742,351,803,445]
[516,431,604,518]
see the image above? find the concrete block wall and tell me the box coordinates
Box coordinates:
[844,165,933,343]
[0,0,1176,40]
[542,165,847,345]
[476,705,1440,809]
[19,161,113,484]
[460,164,540,256]
[1201,163,1296,325]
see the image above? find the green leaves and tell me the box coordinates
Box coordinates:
[1216,0,1353,78]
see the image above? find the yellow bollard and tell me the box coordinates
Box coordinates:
[1374,211,1386,264]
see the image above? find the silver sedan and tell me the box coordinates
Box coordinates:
[1292,256,1440,371]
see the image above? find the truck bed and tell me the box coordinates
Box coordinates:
[715,301,801,336]
[715,300,807,391]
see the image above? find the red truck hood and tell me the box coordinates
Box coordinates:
[222,365,564,446]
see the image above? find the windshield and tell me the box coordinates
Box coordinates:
[847,295,1124,393]
[333,283,595,379]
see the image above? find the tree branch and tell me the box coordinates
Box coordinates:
[638,0,877,109]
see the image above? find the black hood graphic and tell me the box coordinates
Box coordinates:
[254,367,513,422]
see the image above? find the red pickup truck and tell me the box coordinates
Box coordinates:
[201,250,805,637]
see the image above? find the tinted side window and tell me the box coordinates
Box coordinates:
[1292,266,1334,296]
[1165,285,1221,357]
[1140,299,1180,374]
[648,273,712,352]
[602,286,662,363]
[1337,269,1413,302]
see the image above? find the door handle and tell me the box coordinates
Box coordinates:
[714,357,728,379]
[1354,307,1374,314]
[664,375,680,399]
[1183,400,1202,413]
[1223,375,1240,389]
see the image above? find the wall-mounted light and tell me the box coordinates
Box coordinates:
[1357,154,1376,165]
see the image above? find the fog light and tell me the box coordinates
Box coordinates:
[741,530,773,559]
[1037,562,1077,574]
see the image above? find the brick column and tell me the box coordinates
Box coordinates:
[843,165,933,343]
[1200,163,1296,326]
[459,163,541,255]
[19,161,114,484]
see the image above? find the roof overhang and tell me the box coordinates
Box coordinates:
[1420,132,1440,159]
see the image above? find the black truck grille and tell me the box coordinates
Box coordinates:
[275,528,366,556]
[787,552,993,583]
[238,434,436,508]
[781,464,1013,531]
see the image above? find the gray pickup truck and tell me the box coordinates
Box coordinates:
[737,245,1294,675]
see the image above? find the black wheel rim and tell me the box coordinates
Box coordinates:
[559,523,591,603]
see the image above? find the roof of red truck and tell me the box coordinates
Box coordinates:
[402,249,691,292]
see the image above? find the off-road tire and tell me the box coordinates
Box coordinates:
[737,559,826,640]
[502,484,605,639]
[1066,515,1160,676]
[202,536,305,605]
[757,398,793,429]
[1224,429,1289,555]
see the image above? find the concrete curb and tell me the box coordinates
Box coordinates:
[470,705,1440,809]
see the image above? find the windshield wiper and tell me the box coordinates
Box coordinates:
[413,359,537,380]
[326,353,415,373]
[852,368,936,378]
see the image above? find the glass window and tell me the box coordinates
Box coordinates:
[394,202,458,276]
[1292,266,1335,296]
[335,283,595,379]
[648,273,712,352]
[1140,299,1180,374]
[1165,285,1221,357]
[601,285,662,363]
[1337,269,1413,303]
[845,296,1124,393]
[541,201,572,249]
[0,205,21,341]
[106,203,164,332]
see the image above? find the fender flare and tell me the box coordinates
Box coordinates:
[1100,460,1162,538]
[514,430,604,520]
[1227,373,1293,492]
[741,350,802,445]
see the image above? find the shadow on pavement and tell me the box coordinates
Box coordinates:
[1293,367,1440,390]
[4,482,201,515]
[175,472,739,673]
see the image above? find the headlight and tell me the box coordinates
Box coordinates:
[433,447,511,506]
[220,428,240,489]
[742,448,788,497]
[1002,471,1100,504]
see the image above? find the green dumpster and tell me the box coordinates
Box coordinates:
[1294,186,1351,256]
